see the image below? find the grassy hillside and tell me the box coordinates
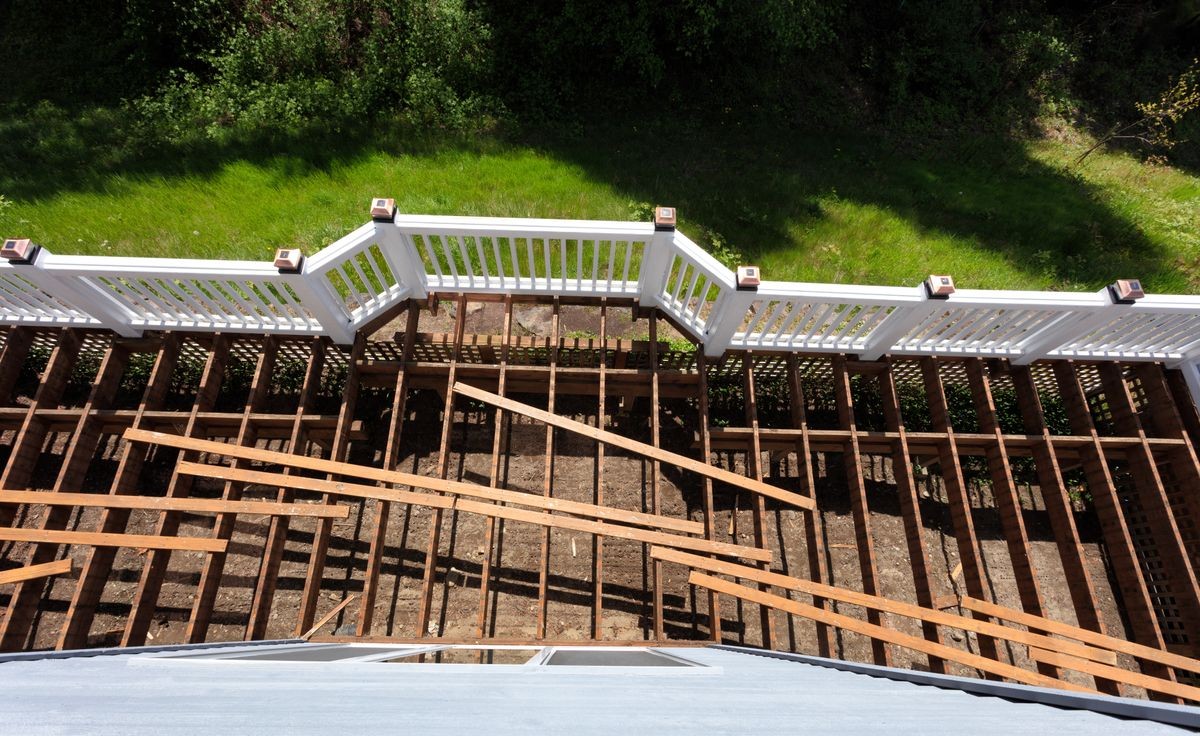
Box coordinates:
[1,120,1197,293]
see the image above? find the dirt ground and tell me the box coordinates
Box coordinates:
[0,306,1161,698]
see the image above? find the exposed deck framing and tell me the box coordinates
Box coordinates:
[0,294,1198,700]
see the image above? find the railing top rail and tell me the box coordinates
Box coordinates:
[392,214,654,238]
[669,232,737,289]
[756,281,925,304]
[36,253,286,278]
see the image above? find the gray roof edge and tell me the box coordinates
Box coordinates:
[0,638,304,665]
[713,645,1200,730]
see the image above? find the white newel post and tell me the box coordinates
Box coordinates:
[289,268,356,344]
[1181,360,1200,417]
[372,203,427,300]
[27,248,142,337]
[637,206,678,309]
[703,287,758,357]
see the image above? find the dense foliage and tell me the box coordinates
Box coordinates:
[2,1,1197,160]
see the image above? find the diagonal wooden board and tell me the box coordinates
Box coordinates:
[961,595,1200,679]
[124,428,702,536]
[688,571,1095,694]
[452,381,817,511]
[0,490,350,519]
[0,558,74,585]
[123,430,769,563]
[650,547,1118,665]
[1028,646,1200,702]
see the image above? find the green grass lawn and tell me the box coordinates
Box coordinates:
[1,116,1197,293]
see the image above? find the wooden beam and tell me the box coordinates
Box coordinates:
[653,547,1117,665]
[649,311,665,641]
[187,337,279,642]
[963,360,1056,679]
[919,357,1003,668]
[0,335,126,650]
[452,382,817,511]
[535,299,559,640]
[0,528,226,553]
[0,490,349,518]
[360,306,420,637]
[160,445,702,535]
[960,595,1200,675]
[246,337,327,640]
[0,559,74,586]
[592,300,607,640]
[832,355,887,665]
[1009,364,1118,694]
[878,360,945,672]
[688,572,1095,694]
[1097,363,1200,643]
[1052,361,1176,684]
[475,296,513,641]
[741,354,777,649]
[1027,647,1200,702]
[696,353,723,642]
[297,334,367,635]
[786,354,832,655]
[122,334,231,647]
[417,296,466,638]
[57,333,182,650]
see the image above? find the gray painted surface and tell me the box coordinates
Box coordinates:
[0,645,1195,734]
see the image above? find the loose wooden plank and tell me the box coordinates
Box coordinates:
[178,463,765,562]
[960,595,1200,675]
[0,490,350,519]
[688,571,1095,694]
[168,449,702,535]
[0,559,74,586]
[452,381,816,511]
[654,547,1118,665]
[0,528,226,553]
[454,499,770,562]
[1028,647,1200,702]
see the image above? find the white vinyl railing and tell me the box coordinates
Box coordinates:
[4,211,1200,392]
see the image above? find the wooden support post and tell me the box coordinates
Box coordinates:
[649,311,664,641]
[963,360,1056,679]
[535,299,559,640]
[696,353,722,642]
[919,357,1003,668]
[416,295,467,638]
[1052,361,1176,685]
[295,333,367,635]
[1009,365,1119,695]
[832,355,888,665]
[1096,364,1200,645]
[122,334,231,646]
[474,296,513,641]
[742,354,775,649]
[57,334,182,650]
[786,354,832,656]
[878,360,945,672]
[359,306,420,637]
[592,301,607,640]
[245,337,327,640]
[185,337,279,643]
[0,340,129,650]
